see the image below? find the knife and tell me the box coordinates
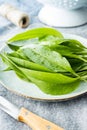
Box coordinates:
[0,96,64,130]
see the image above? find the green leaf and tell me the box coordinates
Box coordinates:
[67,58,84,72]
[20,67,79,84]
[8,51,29,60]
[7,44,21,51]
[21,45,75,74]
[2,54,79,84]
[0,53,80,95]
[7,55,51,72]
[39,38,87,63]
[26,77,80,95]
[0,54,30,82]
[49,45,87,62]
[7,27,63,43]
[55,39,85,49]
[50,45,73,56]
[40,38,85,49]
[3,67,12,71]
[1,53,79,84]
[7,39,38,51]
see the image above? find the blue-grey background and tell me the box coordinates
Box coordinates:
[0,0,87,130]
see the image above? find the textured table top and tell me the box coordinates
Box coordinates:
[0,0,87,130]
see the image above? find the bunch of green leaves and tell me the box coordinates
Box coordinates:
[1,27,87,95]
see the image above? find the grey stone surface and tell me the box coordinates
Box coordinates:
[0,0,87,130]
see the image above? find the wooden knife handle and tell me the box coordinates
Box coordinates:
[18,107,64,130]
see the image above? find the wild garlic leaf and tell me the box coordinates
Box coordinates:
[7,27,63,43]
[21,45,74,74]
[40,38,85,49]
[19,67,79,84]
[0,53,30,82]
[57,39,85,49]
[3,67,12,71]
[75,62,87,72]
[0,53,80,95]
[39,38,87,60]
[50,44,87,63]
[7,39,39,51]
[7,44,20,51]
[8,51,29,60]
[67,58,84,72]
[50,45,73,56]
[26,76,80,95]
[64,54,87,62]
[7,55,51,72]
[42,38,86,54]
[0,53,79,83]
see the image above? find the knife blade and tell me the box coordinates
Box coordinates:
[0,96,64,130]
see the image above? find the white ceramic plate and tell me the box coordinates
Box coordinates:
[0,33,87,101]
